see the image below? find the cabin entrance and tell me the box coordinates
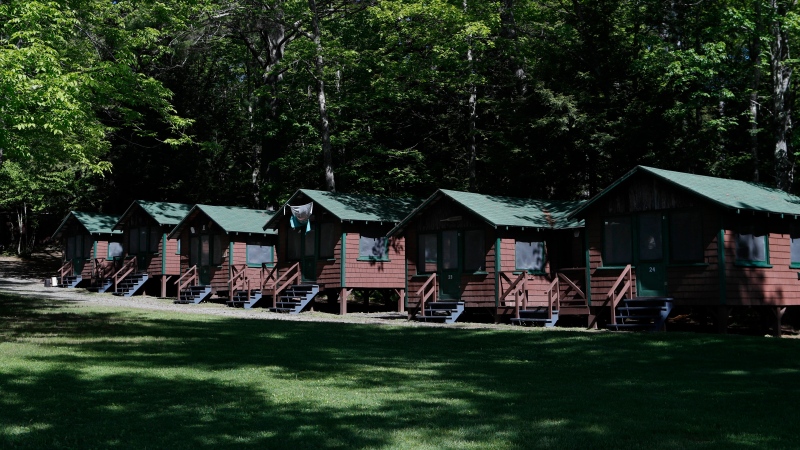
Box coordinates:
[189,235,212,285]
[635,212,667,296]
[439,230,461,300]
[66,235,91,275]
[301,228,317,282]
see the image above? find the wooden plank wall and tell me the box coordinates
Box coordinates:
[664,210,720,306]
[343,223,405,289]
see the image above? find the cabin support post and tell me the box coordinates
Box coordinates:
[395,289,405,313]
[161,275,171,298]
[770,306,787,337]
[713,306,730,334]
[363,289,371,311]
[339,288,352,315]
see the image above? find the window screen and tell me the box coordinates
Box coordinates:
[319,223,335,258]
[736,226,767,262]
[212,235,222,265]
[516,241,545,271]
[441,231,458,270]
[418,234,437,272]
[189,236,199,266]
[464,230,485,271]
[200,235,210,265]
[359,234,388,259]
[108,242,124,259]
[139,227,149,253]
[670,211,703,262]
[66,236,76,260]
[129,227,139,254]
[288,230,302,260]
[792,224,800,265]
[247,243,273,265]
[603,217,632,265]
[304,228,315,257]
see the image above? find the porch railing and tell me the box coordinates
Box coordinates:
[416,273,438,317]
[175,264,198,292]
[270,262,301,309]
[607,264,633,326]
[92,258,116,284]
[112,256,137,293]
[228,264,247,295]
[58,260,74,285]
[501,272,529,319]
[544,277,560,320]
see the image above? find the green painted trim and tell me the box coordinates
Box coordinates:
[161,233,167,275]
[404,245,409,310]
[467,271,489,275]
[717,225,726,306]
[733,261,773,268]
[584,228,591,306]
[668,263,710,268]
[340,232,346,287]
[596,265,634,270]
[494,236,501,308]
[790,262,800,269]
[93,240,97,260]
[411,274,433,279]
[512,270,547,276]
[356,256,390,262]
[513,240,547,273]
[228,241,234,281]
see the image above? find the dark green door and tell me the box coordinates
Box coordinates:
[199,235,211,285]
[301,227,317,282]
[439,230,461,300]
[636,212,667,296]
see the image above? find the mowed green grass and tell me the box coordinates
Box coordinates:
[1,294,799,449]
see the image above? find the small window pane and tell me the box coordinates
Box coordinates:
[671,212,703,262]
[200,235,210,265]
[212,235,222,265]
[139,228,149,253]
[304,229,315,257]
[247,244,273,265]
[418,234,437,272]
[516,241,545,271]
[189,236,199,266]
[736,231,766,262]
[359,235,388,259]
[320,223,335,258]
[464,230,485,271]
[108,242,124,259]
[792,225,800,264]
[288,230,302,260]
[442,231,458,270]
[176,239,181,255]
[604,217,632,265]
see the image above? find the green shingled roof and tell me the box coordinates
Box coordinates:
[52,211,122,238]
[389,189,584,236]
[114,200,193,230]
[569,166,800,218]
[169,204,276,238]
[263,189,419,229]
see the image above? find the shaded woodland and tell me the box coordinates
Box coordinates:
[2,0,800,253]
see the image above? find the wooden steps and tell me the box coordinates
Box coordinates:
[57,275,82,288]
[510,306,559,327]
[176,285,213,304]
[112,273,148,297]
[227,289,266,309]
[414,301,465,324]
[607,297,673,332]
[269,284,320,314]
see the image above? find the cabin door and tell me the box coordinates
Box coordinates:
[635,213,667,297]
[301,227,317,282]
[67,235,90,275]
[199,235,212,285]
[439,230,461,300]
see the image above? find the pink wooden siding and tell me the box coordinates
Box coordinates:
[344,228,405,289]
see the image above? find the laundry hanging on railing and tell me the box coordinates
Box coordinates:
[289,202,313,232]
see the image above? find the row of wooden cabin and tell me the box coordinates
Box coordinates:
[52,166,800,333]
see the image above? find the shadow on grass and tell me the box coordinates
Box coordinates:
[1,293,800,449]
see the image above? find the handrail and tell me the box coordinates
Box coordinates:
[415,273,438,317]
[260,264,278,291]
[501,271,528,303]
[500,272,529,320]
[545,277,560,320]
[175,265,198,292]
[271,262,301,308]
[606,264,633,325]
[228,264,247,294]
[557,272,586,301]
[92,258,115,284]
[58,260,74,285]
[112,256,137,293]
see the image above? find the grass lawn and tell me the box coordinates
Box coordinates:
[1,294,799,449]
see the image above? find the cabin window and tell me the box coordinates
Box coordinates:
[359,234,389,260]
[515,241,545,273]
[735,224,769,266]
[66,236,76,259]
[139,228,149,253]
[319,223,335,258]
[288,230,302,260]
[791,224,800,267]
[212,235,222,265]
[304,228,316,257]
[176,239,181,255]
[149,228,160,253]
[108,242,124,259]
[129,227,139,254]
[189,236,199,266]
[247,242,274,266]
[200,235,210,266]
[418,234,437,273]
[670,212,703,262]
[603,217,632,265]
[464,230,485,272]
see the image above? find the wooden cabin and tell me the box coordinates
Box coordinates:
[167,205,276,305]
[570,165,800,334]
[111,200,193,297]
[388,189,587,324]
[261,189,418,314]
[51,211,122,290]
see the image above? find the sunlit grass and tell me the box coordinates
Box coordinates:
[1,293,800,449]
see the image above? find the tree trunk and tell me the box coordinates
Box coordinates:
[771,0,795,191]
[750,1,762,182]
[309,0,336,192]
[465,0,477,191]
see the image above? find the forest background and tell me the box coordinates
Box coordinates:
[1,0,798,253]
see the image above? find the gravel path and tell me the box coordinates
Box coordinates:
[0,255,523,331]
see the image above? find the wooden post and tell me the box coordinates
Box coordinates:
[339,288,352,315]
[161,275,170,298]
[363,289,371,311]
[771,306,787,337]
[396,289,405,313]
